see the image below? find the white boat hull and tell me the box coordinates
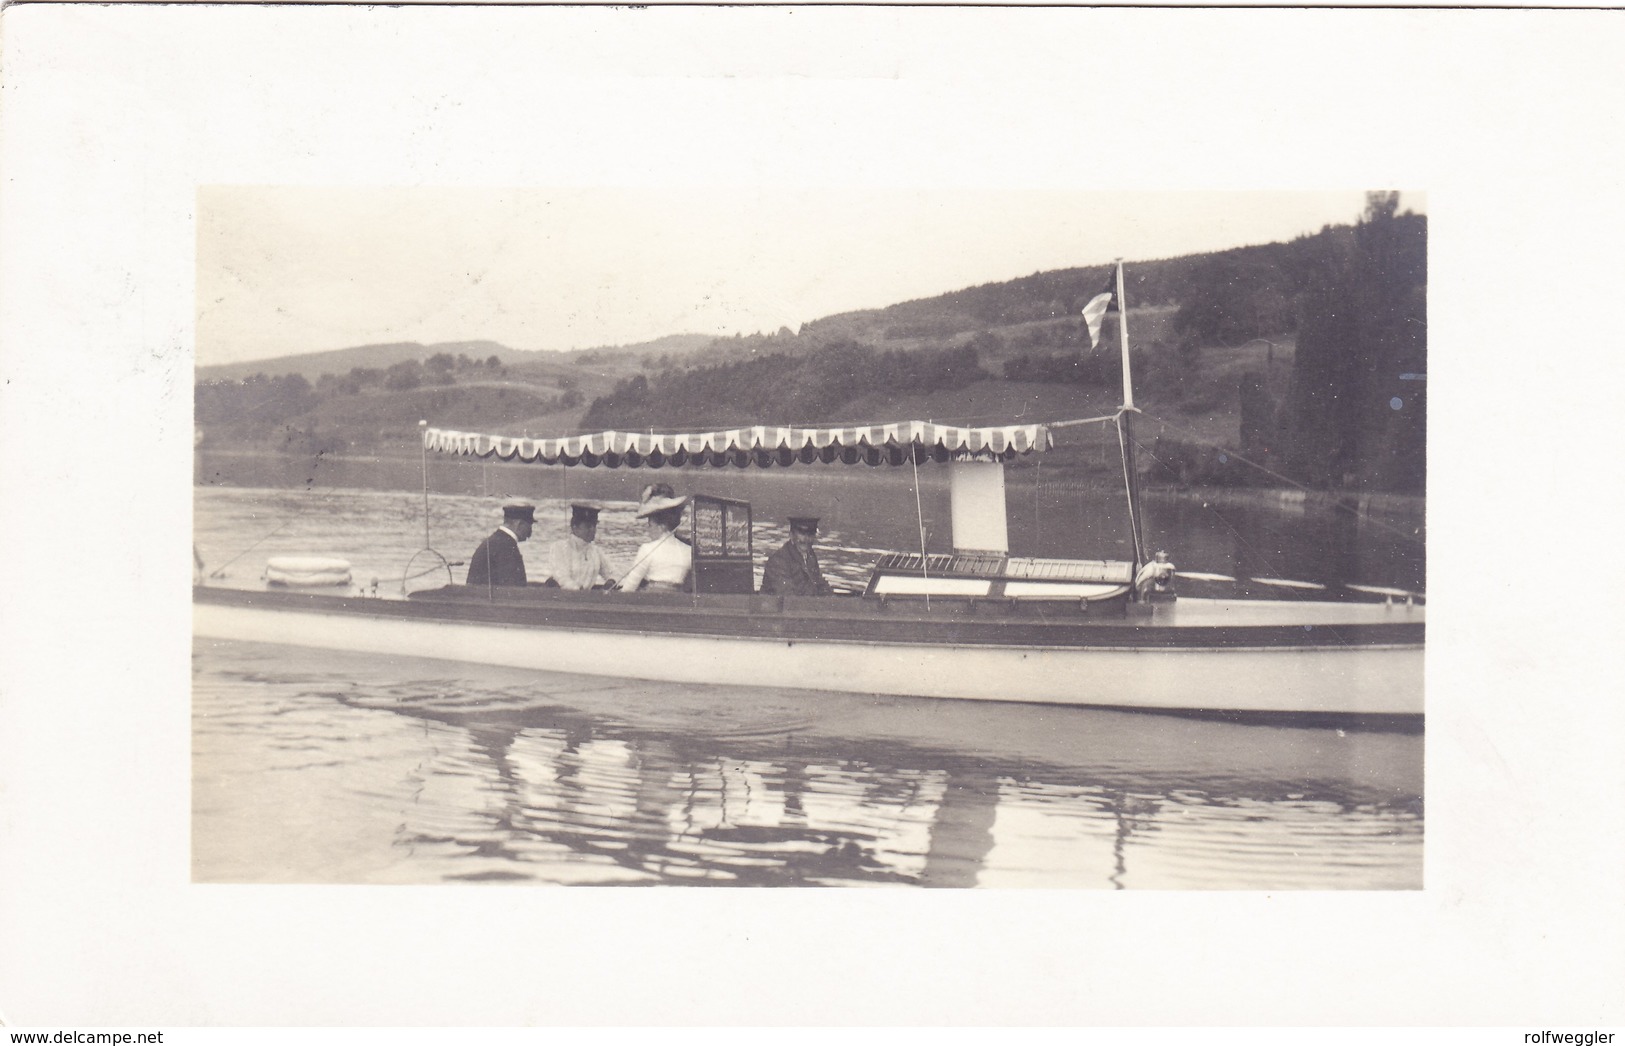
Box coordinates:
[194,598,1423,718]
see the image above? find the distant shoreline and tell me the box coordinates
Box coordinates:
[195,447,1424,521]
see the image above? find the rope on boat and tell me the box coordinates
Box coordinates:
[401,548,454,594]
[1046,412,1122,430]
[1106,418,1425,601]
[206,521,290,578]
[403,559,463,583]
[1136,410,1426,550]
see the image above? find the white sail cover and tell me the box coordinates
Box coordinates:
[424,421,1052,469]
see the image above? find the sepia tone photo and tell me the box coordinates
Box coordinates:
[192,186,1425,888]
[8,2,1621,1028]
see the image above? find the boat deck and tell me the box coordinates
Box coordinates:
[197,582,1424,651]
[1149,596,1423,628]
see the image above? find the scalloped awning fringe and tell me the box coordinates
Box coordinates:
[423,421,1052,469]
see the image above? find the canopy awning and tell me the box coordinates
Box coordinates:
[423,420,1052,469]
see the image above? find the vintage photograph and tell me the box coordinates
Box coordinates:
[9,1,1620,1028]
[191,186,1426,888]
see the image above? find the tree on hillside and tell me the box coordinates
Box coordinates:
[195,373,317,430]
[578,340,994,432]
[384,359,423,391]
[1174,253,1296,350]
[1003,349,1115,388]
[966,331,1004,361]
[422,353,457,386]
[1280,194,1426,491]
[1349,193,1427,492]
[317,372,363,397]
[1238,369,1279,465]
[781,341,872,418]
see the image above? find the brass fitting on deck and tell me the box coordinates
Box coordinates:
[1135,550,1178,602]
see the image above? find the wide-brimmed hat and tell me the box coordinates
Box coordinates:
[635,483,688,518]
[502,501,537,523]
[788,516,820,534]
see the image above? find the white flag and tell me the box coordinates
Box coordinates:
[1080,291,1113,351]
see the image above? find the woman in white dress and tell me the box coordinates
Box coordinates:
[616,483,692,593]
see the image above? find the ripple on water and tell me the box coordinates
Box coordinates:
[193,636,1423,888]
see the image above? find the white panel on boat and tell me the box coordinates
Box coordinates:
[948,459,1009,554]
[1002,581,1124,598]
[871,576,992,596]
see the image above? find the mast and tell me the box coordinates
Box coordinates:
[419,419,432,550]
[1113,260,1148,575]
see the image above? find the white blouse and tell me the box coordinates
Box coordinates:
[618,531,692,591]
[544,534,617,590]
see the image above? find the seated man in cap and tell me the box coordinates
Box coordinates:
[759,516,834,597]
[542,502,619,591]
[465,501,534,587]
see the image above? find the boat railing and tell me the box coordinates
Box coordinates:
[403,581,1136,621]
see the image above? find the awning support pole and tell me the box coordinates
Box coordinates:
[419,419,431,550]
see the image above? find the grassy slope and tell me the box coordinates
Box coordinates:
[199,340,513,383]
[198,332,718,385]
[197,245,1306,463]
[202,325,1293,464]
[839,323,1295,471]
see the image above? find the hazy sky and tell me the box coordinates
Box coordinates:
[196,187,1421,367]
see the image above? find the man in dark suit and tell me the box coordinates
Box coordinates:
[466,502,535,587]
[759,516,834,597]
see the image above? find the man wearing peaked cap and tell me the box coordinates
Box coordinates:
[759,515,834,597]
[466,501,534,588]
[542,501,619,591]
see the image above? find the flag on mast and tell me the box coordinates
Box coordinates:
[1080,268,1118,351]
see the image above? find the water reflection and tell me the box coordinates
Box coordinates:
[193,641,1423,889]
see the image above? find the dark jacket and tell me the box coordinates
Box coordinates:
[759,540,833,596]
[466,528,527,587]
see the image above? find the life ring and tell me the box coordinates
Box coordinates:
[266,555,353,587]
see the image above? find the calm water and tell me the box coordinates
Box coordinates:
[192,462,1425,888]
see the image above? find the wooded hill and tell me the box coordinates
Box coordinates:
[195,194,1425,493]
[195,333,714,385]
